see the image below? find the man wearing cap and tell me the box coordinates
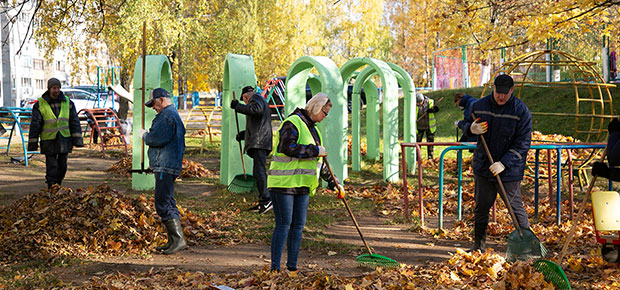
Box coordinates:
[416,93,439,160]
[231,86,273,214]
[461,74,532,252]
[28,78,84,188]
[139,88,187,254]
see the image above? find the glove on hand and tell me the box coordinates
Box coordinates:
[335,184,345,199]
[318,146,327,157]
[27,142,38,152]
[608,118,620,132]
[592,162,610,178]
[139,129,148,139]
[236,130,245,142]
[230,99,239,110]
[470,118,488,135]
[454,120,460,128]
[489,161,505,176]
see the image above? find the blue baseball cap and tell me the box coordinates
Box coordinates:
[145,88,170,107]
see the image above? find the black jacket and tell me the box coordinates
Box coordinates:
[234,93,272,152]
[28,91,84,154]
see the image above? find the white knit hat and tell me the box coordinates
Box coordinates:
[305,92,331,116]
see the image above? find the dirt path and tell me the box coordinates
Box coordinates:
[0,149,478,284]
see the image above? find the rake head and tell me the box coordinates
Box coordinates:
[356,253,399,269]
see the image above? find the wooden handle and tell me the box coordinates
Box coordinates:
[233,91,247,177]
[323,158,373,255]
[471,113,522,237]
[140,21,146,171]
[558,147,607,264]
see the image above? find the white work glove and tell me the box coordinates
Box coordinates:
[454,120,460,128]
[318,146,327,157]
[470,118,488,135]
[335,184,345,199]
[139,129,148,139]
[489,161,505,176]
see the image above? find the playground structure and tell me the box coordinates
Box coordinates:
[0,107,37,166]
[130,54,173,190]
[184,104,222,152]
[78,108,128,155]
[220,54,418,185]
[261,77,286,121]
[432,45,494,90]
[487,50,614,143]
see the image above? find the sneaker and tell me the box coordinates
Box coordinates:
[247,204,259,212]
[258,200,273,215]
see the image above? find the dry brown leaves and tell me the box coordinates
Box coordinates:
[106,157,214,178]
[347,135,367,156]
[71,250,564,289]
[0,185,222,263]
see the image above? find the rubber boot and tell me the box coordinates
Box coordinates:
[468,222,487,252]
[162,218,187,255]
[156,223,173,252]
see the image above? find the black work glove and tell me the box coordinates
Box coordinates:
[592,162,610,178]
[230,99,239,110]
[27,142,38,152]
[236,130,245,142]
[608,118,620,132]
[429,106,439,113]
[73,137,85,148]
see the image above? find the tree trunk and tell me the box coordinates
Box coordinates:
[117,68,131,120]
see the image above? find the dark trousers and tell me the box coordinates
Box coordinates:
[249,148,270,203]
[45,153,68,187]
[154,171,180,221]
[474,174,530,229]
[270,190,309,271]
[416,129,435,158]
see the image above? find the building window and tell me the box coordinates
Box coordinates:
[33,59,44,70]
[56,61,64,71]
[23,56,32,68]
[36,79,45,90]
[21,77,32,87]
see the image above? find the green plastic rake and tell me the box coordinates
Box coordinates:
[323,159,399,269]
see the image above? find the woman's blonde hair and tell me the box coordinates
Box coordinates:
[305,92,331,115]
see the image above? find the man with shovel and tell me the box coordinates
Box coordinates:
[461,74,532,252]
[140,88,187,254]
[231,86,273,214]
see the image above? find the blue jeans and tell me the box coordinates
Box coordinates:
[154,171,180,221]
[270,191,309,271]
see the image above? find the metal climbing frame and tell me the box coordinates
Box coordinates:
[78,108,128,155]
[184,105,222,152]
[261,78,286,121]
[0,107,38,166]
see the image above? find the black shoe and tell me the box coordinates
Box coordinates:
[247,204,259,211]
[258,200,273,215]
[156,222,173,252]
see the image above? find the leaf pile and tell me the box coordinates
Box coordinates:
[180,158,216,178]
[106,157,214,178]
[0,185,221,263]
[70,250,561,289]
[347,135,367,156]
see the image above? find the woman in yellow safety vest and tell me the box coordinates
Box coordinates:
[267,92,344,272]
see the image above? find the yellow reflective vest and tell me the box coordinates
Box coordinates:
[38,96,70,140]
[428,98,437,133]
[268,114,323,196]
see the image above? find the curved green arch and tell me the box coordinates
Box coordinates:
[132,55,173,190]
[340,57,399,182]
[388,62,417,173]
[220,53,257,185]
[285,56,346,181]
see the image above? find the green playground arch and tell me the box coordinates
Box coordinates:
[220,53,257,186]
[284,56,347,181]
[131,55,173,190]
[340,57,400,182]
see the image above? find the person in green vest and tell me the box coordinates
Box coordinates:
[28,78,84,188]
[267,92,344,272]
[416,93,439,159]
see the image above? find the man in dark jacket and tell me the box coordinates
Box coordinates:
[454,92,478,143]
[140,88,186,254]
[461,74,532,252]
[231,86,273,214]
[28,78,84,188]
